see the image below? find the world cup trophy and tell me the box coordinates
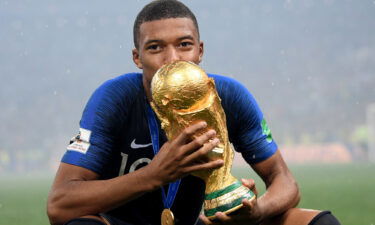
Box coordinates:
[150,60,255,219]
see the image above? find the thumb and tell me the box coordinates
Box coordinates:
[241,178,258,196]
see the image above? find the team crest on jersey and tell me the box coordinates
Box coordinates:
[67,128,92,154]
[261,118,273,143]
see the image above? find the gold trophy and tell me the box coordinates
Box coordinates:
[150,60,255,219]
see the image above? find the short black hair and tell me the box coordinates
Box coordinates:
[133,0,199,49]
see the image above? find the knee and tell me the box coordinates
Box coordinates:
[64,218,106,225]
[261,208,338,225]
[308,211,341,225]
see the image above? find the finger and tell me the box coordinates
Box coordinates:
[242,197,256,212]
[241,198,252,209]
[182,137,220,163]
[182,129,217,155]
[199,215,214,225]
[241,178,258,196]
[241,178,255,188]
[174,121,207,145]
[215,212,231,222]
[183,158,224,173]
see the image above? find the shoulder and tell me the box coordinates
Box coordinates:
[208,73,243,89]
[87,73,143,107]
[81,73,143,128]
[208,73,257,106]
[208,73,252,95]
[94,73,143,98]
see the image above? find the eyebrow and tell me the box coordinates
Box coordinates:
[144,35,196,46]
[144,39,161,46]
[177,35,195,41]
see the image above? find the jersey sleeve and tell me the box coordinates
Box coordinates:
[213,75,278,164]
[61,76,135,175]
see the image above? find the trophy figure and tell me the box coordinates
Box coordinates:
[150,60,255,219]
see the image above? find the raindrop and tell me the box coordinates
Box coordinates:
[54,91,57,95]
[20,31,24,36]
[119,45,122,49]
[66,69,71,74]
[271,82,275,86]
[45,24,49,29]
[287,77,291,82]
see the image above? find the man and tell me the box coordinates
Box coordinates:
[47,1,341,225]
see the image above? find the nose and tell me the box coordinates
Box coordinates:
[164,46,180,64]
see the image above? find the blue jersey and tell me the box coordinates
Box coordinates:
[62,73,277,225]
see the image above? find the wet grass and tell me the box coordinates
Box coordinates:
[233,163,375,225]
[0,164,374,225]
[0,173,53,225]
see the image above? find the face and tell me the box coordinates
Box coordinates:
[132,17,204,91]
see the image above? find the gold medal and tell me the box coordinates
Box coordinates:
[161,208,174,225]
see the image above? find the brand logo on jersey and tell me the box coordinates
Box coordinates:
[67,128,92,154]
[130,139,152,149]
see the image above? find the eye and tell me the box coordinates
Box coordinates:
[146,44,161,51]
[179,41,193,48]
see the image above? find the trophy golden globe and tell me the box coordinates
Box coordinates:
[150,60,255,219]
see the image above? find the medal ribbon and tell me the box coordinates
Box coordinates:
[145,101,181,209]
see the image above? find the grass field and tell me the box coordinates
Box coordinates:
[0,164,374,225]
[233,163,375,225]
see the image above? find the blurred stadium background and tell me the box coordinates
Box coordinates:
[0,0,374,224]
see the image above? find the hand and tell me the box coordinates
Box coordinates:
[199,179,262,225]
[146,121,224,184]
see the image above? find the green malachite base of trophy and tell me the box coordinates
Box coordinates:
[204,181,255,218]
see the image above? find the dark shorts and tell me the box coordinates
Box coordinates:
[64,211,340,225]
[64,218,106,225]
[100,214,135,225]
[308,211,341,225]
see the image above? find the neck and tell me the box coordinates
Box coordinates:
[143,77,153,102]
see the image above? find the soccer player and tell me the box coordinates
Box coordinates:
[47,1,341,225]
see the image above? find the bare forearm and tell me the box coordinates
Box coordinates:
[47,166,160,224]
[250,150,300,221]
[257,172,300,219]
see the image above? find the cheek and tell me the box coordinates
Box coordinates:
[189,53,201,64]
[190,48,202,62]
[142,56,163,71]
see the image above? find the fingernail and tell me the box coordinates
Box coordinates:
[208,130,216,136]
[211,138,220,145]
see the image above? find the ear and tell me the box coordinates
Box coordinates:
[198,41,204,63]
[132,48,143,69]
